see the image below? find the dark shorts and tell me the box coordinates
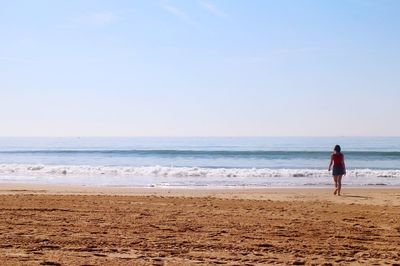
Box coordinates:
[332,165,345,176]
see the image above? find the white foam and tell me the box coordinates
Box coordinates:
[0,164,400,179]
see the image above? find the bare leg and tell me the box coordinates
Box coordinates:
[333,176,338,195]
[337,175,343,196]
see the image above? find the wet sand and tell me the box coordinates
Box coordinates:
[0,184,400,265]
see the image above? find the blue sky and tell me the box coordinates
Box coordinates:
[1,0,400,136]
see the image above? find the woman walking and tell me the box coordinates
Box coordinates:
[328,145,346,196]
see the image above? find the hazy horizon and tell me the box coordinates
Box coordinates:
[1,135,400,138]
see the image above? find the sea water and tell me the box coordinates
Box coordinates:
[0,137,399,187]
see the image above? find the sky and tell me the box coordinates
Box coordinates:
[1,0,400,137]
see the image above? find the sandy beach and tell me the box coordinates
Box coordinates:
[0,185,399,265]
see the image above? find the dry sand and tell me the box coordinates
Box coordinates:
[0,184,399,265]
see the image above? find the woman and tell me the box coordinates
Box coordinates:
[328,145,346,196]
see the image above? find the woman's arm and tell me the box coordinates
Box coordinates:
[342,155,346,175]
[328,154,333,171]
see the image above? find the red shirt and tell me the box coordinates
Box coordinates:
[331,153,344,166]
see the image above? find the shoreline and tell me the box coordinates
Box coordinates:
[1,182,400,206]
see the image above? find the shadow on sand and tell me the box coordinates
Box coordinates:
[342,194,371,200]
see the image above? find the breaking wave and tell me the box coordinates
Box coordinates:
[1,164,400,178]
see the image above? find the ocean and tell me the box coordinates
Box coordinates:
[0,137,399,187]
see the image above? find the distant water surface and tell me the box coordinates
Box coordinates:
[0,137,399,187]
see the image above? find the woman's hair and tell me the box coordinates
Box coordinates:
[334,145,341,153]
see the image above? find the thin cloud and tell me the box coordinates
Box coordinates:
[230,47,331,65]
[347,0,378,8]
[70,11,120,27]
[160,1,201,29]
[198,0,227,18]
[272,47,324,55]
[0,56,37,63]
[160,2,189,21]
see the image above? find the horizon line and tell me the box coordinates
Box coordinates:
[0,135,399,138]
